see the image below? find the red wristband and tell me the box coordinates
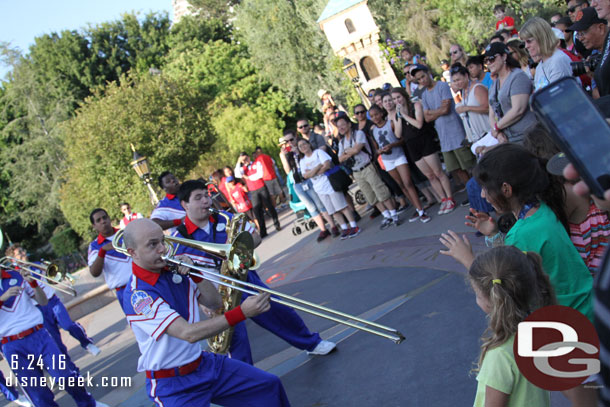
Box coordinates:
[224,306,246,326]
[190,275,203,284]
[98,248,107,258]
[0,301,4,307]
[494,122,501,132]
[29,280,38,289]
[173,218,182,226]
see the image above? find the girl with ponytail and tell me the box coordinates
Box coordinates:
[468,246,554,407]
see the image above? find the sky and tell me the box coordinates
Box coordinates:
[0,0,174,78]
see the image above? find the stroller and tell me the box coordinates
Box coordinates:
[286,172,317,236]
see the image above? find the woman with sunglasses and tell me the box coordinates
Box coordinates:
[484,42,537,144]
[520,17,573,91]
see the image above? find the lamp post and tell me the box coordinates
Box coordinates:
[342,58,370,109]
[130,144,159,206]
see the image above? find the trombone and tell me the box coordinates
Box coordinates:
[0,257,77,297]
[113,230,405,344]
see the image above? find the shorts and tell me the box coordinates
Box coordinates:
[352,163,391,205]
[405,134,438,162]
[381,153,408,172]
[264,178,283,196]
[318,191,348,215]
[442,146,477,172]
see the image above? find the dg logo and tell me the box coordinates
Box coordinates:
[514,305,600,391]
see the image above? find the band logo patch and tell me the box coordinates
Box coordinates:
[131,290,154,316]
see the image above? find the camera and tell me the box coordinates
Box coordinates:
[344,156,356,169]
[571,54,602,76]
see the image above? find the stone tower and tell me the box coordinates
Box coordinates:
[317,0,400,94]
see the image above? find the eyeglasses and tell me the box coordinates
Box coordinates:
[567,4,583,13]
[284,138,295,142]
[484,54,500,64]
[354,110,366,115]
[297,124,309,129]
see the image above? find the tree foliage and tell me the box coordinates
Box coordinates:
[60,73,214,239]
[369,0,564,66]
[234,0,351,108]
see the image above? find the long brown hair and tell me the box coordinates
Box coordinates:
[469,246,556,371]
[390,87,414,118]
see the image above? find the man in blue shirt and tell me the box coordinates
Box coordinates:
[173,180,336,364]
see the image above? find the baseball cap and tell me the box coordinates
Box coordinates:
[333,110,350,122]
[317,89,328,99]
[568,7,607,32]
[382,82,392,91]
[551,27,565,41]
[546,152,571,176]
[483,42,510,58]
[409,64,428,76]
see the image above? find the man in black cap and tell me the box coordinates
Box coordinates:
[569,7,610,96]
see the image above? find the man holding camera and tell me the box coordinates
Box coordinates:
[569,7,609,97]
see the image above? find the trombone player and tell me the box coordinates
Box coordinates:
[5,245,100,360]
[173,180,336,364]
[121,219,290,407]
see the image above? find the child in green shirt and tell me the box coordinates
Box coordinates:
[469,246,553,407]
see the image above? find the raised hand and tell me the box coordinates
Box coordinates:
[465,208,498,236]
[439,230,475,269]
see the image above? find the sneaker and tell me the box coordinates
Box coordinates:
[307,340,337,355]
[396,205,409,214]
[443,199,456,214]
[392,216,402,226]
[86,343,101,356]
[316,230,330,242]
[340,229,350,240]
[460,199,470,207]
[419,212,431,223]
[408,211,420,223]
[379,217,393,230]
[14,396,32,407]
[348,226,362,238]
[438,199,448,215]
[330,227,340,238]
[95,402,110,407]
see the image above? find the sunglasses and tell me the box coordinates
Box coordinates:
[484,54,500,64]
[284,138,295,142]
[450,50,460,55]
[297,124,309,129]
[567,4,582,13]
[354,110,366,115]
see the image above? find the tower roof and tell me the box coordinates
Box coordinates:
[317,0,365,23]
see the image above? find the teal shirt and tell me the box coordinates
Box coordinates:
[505,202,594,321]
[474,335,550,407]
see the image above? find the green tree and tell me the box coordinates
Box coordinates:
[60,73,214,239]
[234,0,352,107]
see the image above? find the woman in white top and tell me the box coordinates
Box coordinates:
[520,17,572,90]
[372,100,428,222]
[297,138,360,240]
[451,64,491,143]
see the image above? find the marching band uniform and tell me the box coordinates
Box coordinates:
[173,212,328,364]
[119,211,143,229]
[87,228,132,311]
[151,194,186,234]
[36,279,97,360]
[0,270,99,407]
[123,262,290,407]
